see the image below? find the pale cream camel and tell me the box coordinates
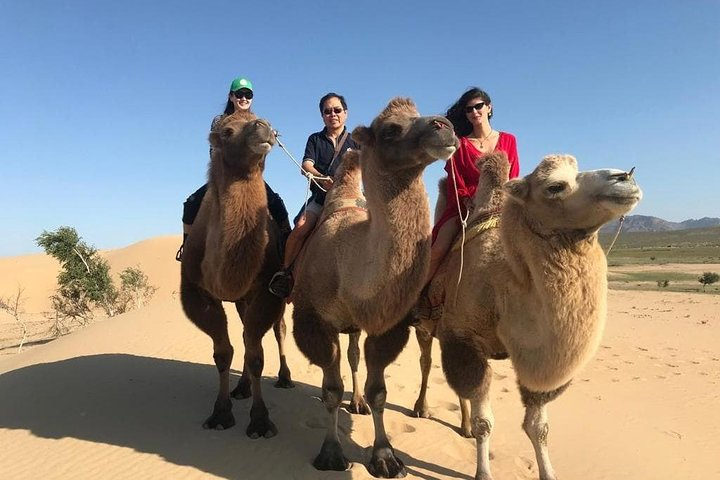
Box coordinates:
[432,153,641,480]
[292,98,458,478]
[180,110,292,440]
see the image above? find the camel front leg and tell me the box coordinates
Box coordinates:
[314,350,349,471]
[180,281,235,430]
[239,294,282,439]
[272,315,295,388]
[293,308,349,471]
[364,321,410,478]
[519,384,570,480]
[347,331,370,415]
[412,326,433,419]
[470,385,494,480]
[231,302,251,399]
[439,328,494,479]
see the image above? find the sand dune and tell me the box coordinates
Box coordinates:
[1,237,718,479]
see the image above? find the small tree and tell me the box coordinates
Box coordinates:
[657,279,669,288]
[36,227,117,321]
[0,286,28,353]
[116,267,158,313]
[698,272,720,292]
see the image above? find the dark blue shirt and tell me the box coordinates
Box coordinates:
[303,127,359,205]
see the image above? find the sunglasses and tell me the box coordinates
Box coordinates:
[323,106,344,116]
[464,102,485,113]
[232,89,253,100]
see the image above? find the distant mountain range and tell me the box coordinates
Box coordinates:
[601,215,720,233]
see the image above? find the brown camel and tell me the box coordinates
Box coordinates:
[429,152,641,480]
[180,110,293,439]
[292,98,458,478]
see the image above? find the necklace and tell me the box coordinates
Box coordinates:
[473,129,496,149]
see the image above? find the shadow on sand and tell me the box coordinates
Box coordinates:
[0,354,471,479]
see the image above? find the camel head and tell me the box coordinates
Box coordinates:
[351,97,458,172]
[208,110,276,175]
[504,154,642,235]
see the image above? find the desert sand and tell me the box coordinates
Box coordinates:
[1,236,718,479]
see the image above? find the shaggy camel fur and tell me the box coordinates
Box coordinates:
[292,98,458,478]
[431,153,641,480]
[180,110,293,439]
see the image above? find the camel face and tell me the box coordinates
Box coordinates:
[352,98,458,169]
[209,112,276,168]
[505,154,642,232]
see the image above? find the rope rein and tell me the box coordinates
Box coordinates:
[274,131,332,210]
[449,157,470,306]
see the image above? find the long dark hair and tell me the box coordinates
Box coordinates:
[445,87,492,138]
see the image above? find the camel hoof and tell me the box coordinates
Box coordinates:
[368,446,406,478]
[274,376,295,389]
[231,380,252,399]
[347,398,371,415]
[412,400,430,419]
[313,439,350,471]
[460,426,473,438]
[202,409,235,430]
[246,417,277,439]
[246,403,276,439]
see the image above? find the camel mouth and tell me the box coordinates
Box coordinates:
[256,142,273,153]
[596,193,642,206]
[426,144,458,160]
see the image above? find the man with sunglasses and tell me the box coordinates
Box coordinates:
[176,77,291,261]
[268,92,359,298]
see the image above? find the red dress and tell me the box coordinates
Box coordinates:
[432,132,520,242]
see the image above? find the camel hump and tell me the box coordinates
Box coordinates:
[475,152,510,188]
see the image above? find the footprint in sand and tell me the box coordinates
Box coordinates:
[439,400,460,412]
[514,455,536,474]
[305,417,326,429]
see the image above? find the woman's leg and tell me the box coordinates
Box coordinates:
[426,218,461,285]
[177,184,208,261]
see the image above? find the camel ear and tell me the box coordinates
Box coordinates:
[209,131,221,150]
[504,178,529,204]
[351,126,374,147]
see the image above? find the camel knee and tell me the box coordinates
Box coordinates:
[471,416,493,440]
[213,346,234,372]
[440,332,491,399]
[293,310,339,368]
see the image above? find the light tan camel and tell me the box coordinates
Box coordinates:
[292,98,458,478]
[180,110,293,439]
[430,153,641,480]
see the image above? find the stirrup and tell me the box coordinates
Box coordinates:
[268,269,293,298]
[175,244,184,262]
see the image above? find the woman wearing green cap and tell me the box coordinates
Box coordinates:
[176,77,291,261]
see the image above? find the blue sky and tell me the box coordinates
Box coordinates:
[1,0,718,256]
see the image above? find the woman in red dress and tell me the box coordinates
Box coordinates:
[427,87,520,285]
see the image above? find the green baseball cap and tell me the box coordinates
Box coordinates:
[230,77,253,92]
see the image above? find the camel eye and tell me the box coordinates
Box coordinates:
[381,123,403,141]
[546,183,567,196]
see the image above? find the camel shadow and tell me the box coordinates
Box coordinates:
[0,354,469,479]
